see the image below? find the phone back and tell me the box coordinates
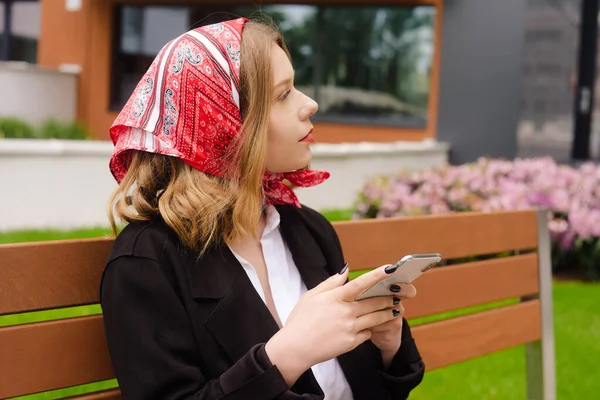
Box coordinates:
[354,254,441,301]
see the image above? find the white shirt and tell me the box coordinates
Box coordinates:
[228,205,354,400]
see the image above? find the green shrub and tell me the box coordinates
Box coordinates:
[0,117,37,139]
[0,117,91,140]
[39,119,91,140]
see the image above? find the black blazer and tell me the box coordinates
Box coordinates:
[100,204,425,400]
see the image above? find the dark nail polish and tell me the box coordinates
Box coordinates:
[385,264,398,274]
[339,263,349,274]
[390,285,401,293]
[393,309,400,317]
[393,297,400,305]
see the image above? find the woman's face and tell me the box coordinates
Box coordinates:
[266,44,319,173]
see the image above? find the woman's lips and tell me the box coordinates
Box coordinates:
[300,129,314,143]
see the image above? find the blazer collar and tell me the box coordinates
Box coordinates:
[186,205,328,298]
[186,205,329,363]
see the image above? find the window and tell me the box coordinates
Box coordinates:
[0,0,40,63]
[111,3,436,129]
[112,6,193,107]
[317,6,434,127]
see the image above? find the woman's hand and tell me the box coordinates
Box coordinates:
[265,265,400,386]
[368,283,417,369]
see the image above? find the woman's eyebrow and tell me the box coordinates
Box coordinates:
[274,72,295,89]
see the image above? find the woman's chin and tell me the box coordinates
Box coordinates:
[298,147,313,166]
[267,150,313,174]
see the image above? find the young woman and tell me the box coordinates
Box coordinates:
[101,17,424,400]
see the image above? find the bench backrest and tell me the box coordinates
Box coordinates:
[0,209,555,399]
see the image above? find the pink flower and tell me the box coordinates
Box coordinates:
[353,156,600,257]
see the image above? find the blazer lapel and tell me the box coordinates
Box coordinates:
[185,206,330,365]
[186,244,280,364]
[276,205,329,290]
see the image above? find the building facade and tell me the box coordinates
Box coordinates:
[1,0,531,164]
[32,0,442,144]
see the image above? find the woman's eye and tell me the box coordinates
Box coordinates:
[279,90,291,102]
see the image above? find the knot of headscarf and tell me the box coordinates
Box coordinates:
[108,17,328,208]
[263,169,330,208]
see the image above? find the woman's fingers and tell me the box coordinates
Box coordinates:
[337,265,392,301]
[391,283,417,299]
[355,307,399,332]
[369,304,406,332]
[352,296,399,317]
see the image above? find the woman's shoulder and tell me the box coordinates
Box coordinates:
[100,218,189,309]
[107,217,179,264]
[277,203,331,226]
[276,203,338,242]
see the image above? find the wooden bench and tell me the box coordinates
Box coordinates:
[0,209,556,399]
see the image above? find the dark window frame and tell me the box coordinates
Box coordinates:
[0,0,39,62]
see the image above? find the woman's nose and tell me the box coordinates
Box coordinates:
[300,95,319,120]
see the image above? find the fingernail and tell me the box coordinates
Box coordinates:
[393,297,400,305]
[390,285,401,293]
[385,264,398,274]
[393,309,400,317]
[339,263,349,274]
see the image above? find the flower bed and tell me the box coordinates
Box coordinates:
[353,157,600,280]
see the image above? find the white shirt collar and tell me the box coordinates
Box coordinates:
[262,205,281,238]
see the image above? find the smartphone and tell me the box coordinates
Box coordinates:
[354,253,442,301]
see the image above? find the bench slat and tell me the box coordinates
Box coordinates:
[0,238,113,315]
[0,211,538,316]
[0,300,542,398]
[63,388,121,400]
[413,300,542,370]
[402,253,540,318]
[0,315,114,399]
[335,210,539,269]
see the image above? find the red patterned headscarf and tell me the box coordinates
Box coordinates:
[109,18,328,207]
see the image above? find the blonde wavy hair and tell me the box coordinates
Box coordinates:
[108,20,288,254]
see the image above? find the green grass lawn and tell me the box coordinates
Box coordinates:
[0,226,113,245]
[2,219,599,399]
[409,281,600,400]
[0,208,350,246]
